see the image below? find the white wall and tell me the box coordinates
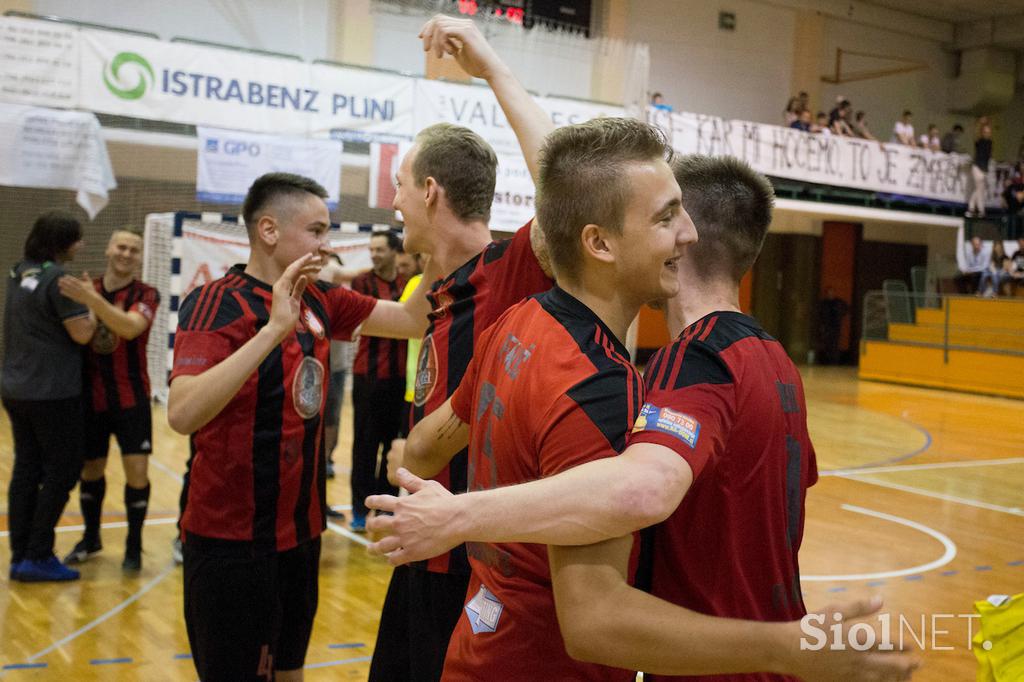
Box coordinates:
[33,0,331,61]
[625,0,796,124]
[818,17,963,144]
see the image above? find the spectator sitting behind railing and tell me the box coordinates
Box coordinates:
[813,111,830,135]
[919,124,941,152]
[978,240,1011,297]
[892,110,917,146]
[790,109,812,132]
[959,235,988,293]
[784,96,801,126]
[1010,238,1024,288]
[941,124,964,154]
[1003,171,1024,234]
[829,99,854,136]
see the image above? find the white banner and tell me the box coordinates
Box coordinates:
[77,28,415,140]
[0,102,116,218]
[197,127,343,206]
[413,80,625,229]
[651,109,973,204]
[0,16,79,108]
[180,222,372,300]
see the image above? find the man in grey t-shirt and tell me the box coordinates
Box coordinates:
[3,211,96,582]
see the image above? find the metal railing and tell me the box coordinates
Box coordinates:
[862,290,1024,361]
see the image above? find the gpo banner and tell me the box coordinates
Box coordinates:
[197,127,343,206]
[651,109,973,204]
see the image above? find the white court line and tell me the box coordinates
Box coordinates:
[148,456,184,484]
[823,456,1024,477]
[839,475,1024,516]
[802,504,957,582]
[23,562,176,665]
[327,521,370,547]
[0,516,177,538]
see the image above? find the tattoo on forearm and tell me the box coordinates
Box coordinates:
[437,414,462,440]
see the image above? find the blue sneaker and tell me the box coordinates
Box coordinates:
[16,555,81,582]
[350,515,366,533]
[10,559,28,580]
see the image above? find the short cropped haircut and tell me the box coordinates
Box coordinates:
[672,155,775,281]
[412,123,497,223]
[242,172,328,235]
[113,225,144,239]
[372,229,403,253]
[536,118,672,282]
[24,210,82,262]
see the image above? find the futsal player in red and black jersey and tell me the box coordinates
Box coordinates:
[58,228,160,572]
[377,115,696,678]
[370,156,918,681]
[167,172,436,682]
[366,16,554,682]
[349,230,407,531]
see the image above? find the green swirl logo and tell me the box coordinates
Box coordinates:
[103,52,154,100]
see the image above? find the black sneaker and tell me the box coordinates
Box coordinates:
[122,549,142,572]
[63,538,102,565]
[325,507,346,520]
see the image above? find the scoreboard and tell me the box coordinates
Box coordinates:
[451,0,592,36]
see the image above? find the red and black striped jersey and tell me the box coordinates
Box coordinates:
[411,221,554,575]
[170,265,377,553]
[351,271,407,380]
[630,311,818,682]
[444,286,640,681]
[86,278,160,413]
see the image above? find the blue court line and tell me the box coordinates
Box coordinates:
[941,570,958,576]
[827,587,847,593]
[304,655,372,669]
[2,663,47,670]
[866,580,886,587]
[975,565,993,571]
[173,654,192,660]
[90,658,132,665]
[328,643,365,649]
[904,575,924,581]
[821,414,932,473]
[1009,560,1024,566]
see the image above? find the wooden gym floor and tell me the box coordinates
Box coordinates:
[0,366,1021,680]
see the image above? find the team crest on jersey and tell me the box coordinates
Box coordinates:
[135,301,154,322]
[90,320,119,355]
[464,585,504,634]
[413,334,438,407]
[292,356,325,420]
[432,289,455,318]
[633,403,700,449]
[300,308,325,339]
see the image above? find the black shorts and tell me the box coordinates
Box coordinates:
[368,565,470,682]
[85,405,152,460]
[183,534,321,681]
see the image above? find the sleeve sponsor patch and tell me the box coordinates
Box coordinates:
[632,403,701,449]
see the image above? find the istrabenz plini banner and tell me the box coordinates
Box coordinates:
[78,28,414,140]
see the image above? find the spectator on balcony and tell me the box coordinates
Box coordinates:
[852,111,879,142]
[892,110,917,146]
[784,97,801,126]
[958,235,988,293]
[978,240,1011,297]
[651,92,673,113]
[1010,238,1024,288]
[919,124,941,152]
[828,100,854,136]
[967,124,993,218]
[941,124,964,154]
[812,111,830,135]
[790,109,812,132]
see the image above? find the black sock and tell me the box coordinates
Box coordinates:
[80,477,106,544]
[124,483,150,554]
